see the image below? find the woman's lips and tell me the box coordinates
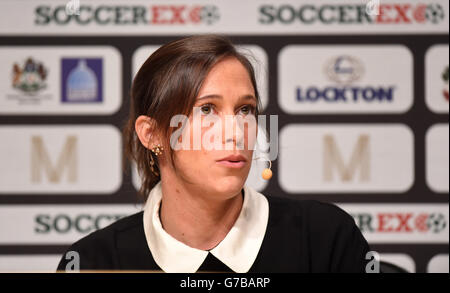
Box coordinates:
[216,160,246,168]
[216,154,247,169]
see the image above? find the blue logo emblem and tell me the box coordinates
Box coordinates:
[61,58,102,103]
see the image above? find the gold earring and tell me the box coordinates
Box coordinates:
[254,157,273,180]
[261,160,272,180]
[151,144,164,156]
[149,153,159,177]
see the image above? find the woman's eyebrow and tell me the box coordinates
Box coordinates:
[197,94,257,102]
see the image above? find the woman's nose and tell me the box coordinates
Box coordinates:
[222,115,245,149]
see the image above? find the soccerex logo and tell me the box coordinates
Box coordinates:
[35,3,220,26]
[259,3,445,25]
[352,212,447,234]
[35,213,127,234]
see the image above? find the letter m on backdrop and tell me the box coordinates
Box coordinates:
[31,136,78,183]
[323,134,370,182]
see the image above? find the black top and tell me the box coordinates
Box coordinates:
[57,197,371,273]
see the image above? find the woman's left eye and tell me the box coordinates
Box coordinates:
[238,105,255,116]
[200,104,214,115]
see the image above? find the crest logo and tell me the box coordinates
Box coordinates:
[12,57,48,94]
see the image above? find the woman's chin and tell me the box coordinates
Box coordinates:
[212,176,246,197]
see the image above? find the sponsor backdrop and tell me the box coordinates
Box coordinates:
[0,0,448,273]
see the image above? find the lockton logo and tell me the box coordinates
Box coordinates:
[12,57,48,94]
[442,65,449,101]
[61,58,102,103]
[324,55,364,84]
[35,5,220,26]
[279,45,412,114]
[259,3,446,25]
[296,55,395,104]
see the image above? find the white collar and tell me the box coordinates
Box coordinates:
[142,181,269,273]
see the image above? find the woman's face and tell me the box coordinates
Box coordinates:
[168,57,258,198]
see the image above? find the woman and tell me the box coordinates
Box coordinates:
[57,35,371,273]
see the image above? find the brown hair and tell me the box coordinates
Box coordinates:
[123,35,261,201]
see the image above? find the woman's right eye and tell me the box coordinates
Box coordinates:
[200,104,213,115]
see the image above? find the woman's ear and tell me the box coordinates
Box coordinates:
[135,115,160,150]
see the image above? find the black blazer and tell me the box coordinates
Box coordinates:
[57,197,371,273]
